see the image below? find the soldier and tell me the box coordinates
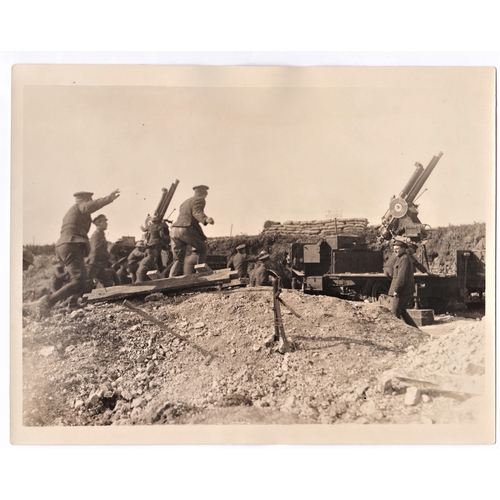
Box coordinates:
[37,189,120,314]
[169,185,214,277]
[127,240,146,283]
[250,253,272,287]
[86,214,118,288]
[145,216,171,272]
[384,241,429,278]
[227,244,251,279]
[116,257,132,284]
[136,244,160,282]
[388,240,417,326]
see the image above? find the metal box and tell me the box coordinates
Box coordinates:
[305,276,324,291]
[330,251,383,273]
[324,236,366,250]
[406,309,434,326]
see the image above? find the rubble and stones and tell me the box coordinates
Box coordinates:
[21,286,487,426]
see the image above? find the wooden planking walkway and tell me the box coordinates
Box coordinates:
[84,268,234,303]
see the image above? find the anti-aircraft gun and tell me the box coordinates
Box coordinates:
[142,180,180,272]
[143,179,180,229]
[290,150,483,313]
[378,152,443,244]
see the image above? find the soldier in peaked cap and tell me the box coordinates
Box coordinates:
[127,240,146,283]
[169,184,214,277]
[250,252,272,287]
[388,239,417,326]
[37,189,120,314]
[86,214,119,289]
[227,243,253,279]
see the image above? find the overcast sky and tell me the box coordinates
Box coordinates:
[20,66,494,245]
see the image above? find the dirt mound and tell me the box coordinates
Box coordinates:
[22,289,427,426]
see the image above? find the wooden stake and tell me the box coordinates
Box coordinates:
[123,300,215,365]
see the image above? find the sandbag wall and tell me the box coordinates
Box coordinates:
[262,218,369,237]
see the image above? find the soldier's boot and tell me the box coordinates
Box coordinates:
[168,261,183,278]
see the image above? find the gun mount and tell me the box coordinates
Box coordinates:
[379,152,443,243]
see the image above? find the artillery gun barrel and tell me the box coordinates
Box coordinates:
[158,179,180,220]
[399,163,424,199]
[154,188,169,219]
[406,152,443,204]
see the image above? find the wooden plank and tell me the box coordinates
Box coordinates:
[84,268,232,303]
[389,374,483,399]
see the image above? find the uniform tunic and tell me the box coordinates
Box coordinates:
[127,248,146,282]
[388,252,415,320]
[228,252,250,278]
[87,229,111,268]
[169,195,211,276]
[250,261,271,286]
[47,194,116,306]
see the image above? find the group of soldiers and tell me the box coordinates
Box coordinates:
[227,244,279,286]
[36,184,218,314]
[32,183,429,325]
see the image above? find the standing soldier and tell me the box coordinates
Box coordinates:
[37,189,120,314]
[144,216,171,272]
[169,185,214,277]
[388,240,417,326]
[86,214,118,288]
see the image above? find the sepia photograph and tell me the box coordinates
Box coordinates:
[11,64,495,444]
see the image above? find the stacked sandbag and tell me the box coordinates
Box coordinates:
[261,219,369,237]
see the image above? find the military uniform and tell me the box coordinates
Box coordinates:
[228,245,252,279]
[250,254,272,286]
[136,247,160,282]
[388,250,415,320]
[116,257,132,284]
[42,190,119,308]
[86,226,113,283]
[127,245,146,283]
[169,185,213,277]
[51,264,69,292]
[145,219,171,272]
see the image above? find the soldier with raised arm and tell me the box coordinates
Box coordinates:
[38,189,120,314]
